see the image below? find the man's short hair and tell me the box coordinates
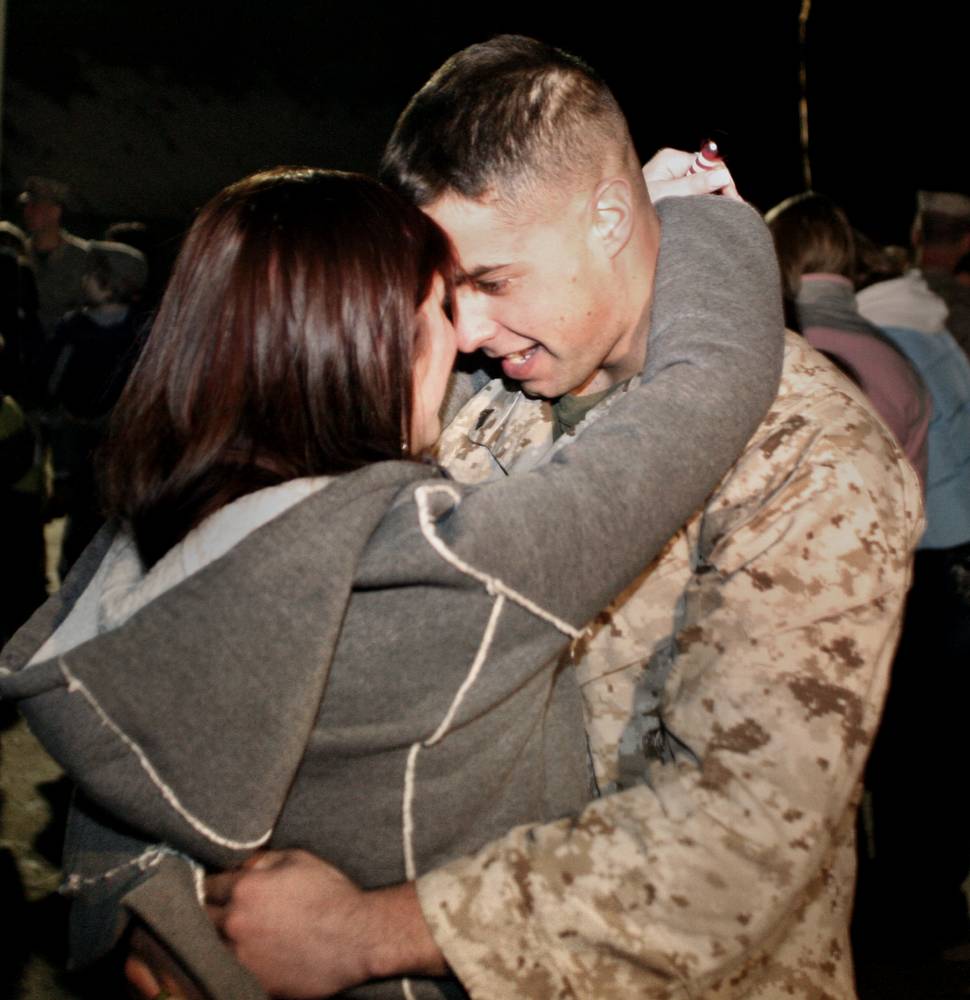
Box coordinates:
[380,35,634,210]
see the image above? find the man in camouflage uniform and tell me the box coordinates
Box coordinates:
[416,331,922,998]
[200,37,923,999]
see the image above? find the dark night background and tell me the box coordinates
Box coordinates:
[1,1,967,259]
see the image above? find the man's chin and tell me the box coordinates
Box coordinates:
[497,359,582,400]
[508,374,566,401]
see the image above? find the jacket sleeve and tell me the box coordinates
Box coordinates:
[416,354,924,997]
[427,197,786,633]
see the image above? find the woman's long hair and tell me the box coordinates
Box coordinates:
[100,168,454,567]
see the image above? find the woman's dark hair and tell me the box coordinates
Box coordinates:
[764,192,855,301]
[100,167,454,567]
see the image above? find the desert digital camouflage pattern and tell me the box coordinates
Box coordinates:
[419,332,924,999]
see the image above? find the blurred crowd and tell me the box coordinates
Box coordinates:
[1,176,163,645]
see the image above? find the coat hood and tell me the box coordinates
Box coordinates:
[0,462,430,870]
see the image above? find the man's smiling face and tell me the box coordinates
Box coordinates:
[426,189,641,399]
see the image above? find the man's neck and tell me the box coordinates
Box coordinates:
[572,216,658,397]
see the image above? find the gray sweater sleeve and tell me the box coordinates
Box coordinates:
[427,196,784,627]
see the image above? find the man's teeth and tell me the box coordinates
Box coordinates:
[505,347,535,364]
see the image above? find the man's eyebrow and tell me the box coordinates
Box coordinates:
[460,263,511,282]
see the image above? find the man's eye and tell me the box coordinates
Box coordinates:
[476,279,508,294]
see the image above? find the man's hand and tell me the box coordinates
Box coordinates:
[643,147,742,202]
[205,850,447,999]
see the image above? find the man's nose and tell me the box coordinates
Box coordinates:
[453,292,499,354]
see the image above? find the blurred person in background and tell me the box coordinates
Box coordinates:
[912,191,970,357]
[104,220,169,314]
[19,177,91,339]
[0,221,44,407]
[43,240,148,576]
[765,191,930,488]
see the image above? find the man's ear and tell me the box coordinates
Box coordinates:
[590,177,635,259]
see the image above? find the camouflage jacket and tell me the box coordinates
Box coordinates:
[417,333,924,999]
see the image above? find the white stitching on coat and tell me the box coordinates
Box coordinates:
[61,844,174,892]
[60,660,272,851]
[401,594,507,883]
[415,483,582,639]
[398,594,507,1000]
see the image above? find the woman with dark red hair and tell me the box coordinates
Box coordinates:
[0,168,780,999]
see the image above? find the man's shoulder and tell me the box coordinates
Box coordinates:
[718,331,923,544]
[757,331,894,443]
[437,378,554,481]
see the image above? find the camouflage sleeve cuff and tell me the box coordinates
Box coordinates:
[416,821,577,999]
[414,807,692,998]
